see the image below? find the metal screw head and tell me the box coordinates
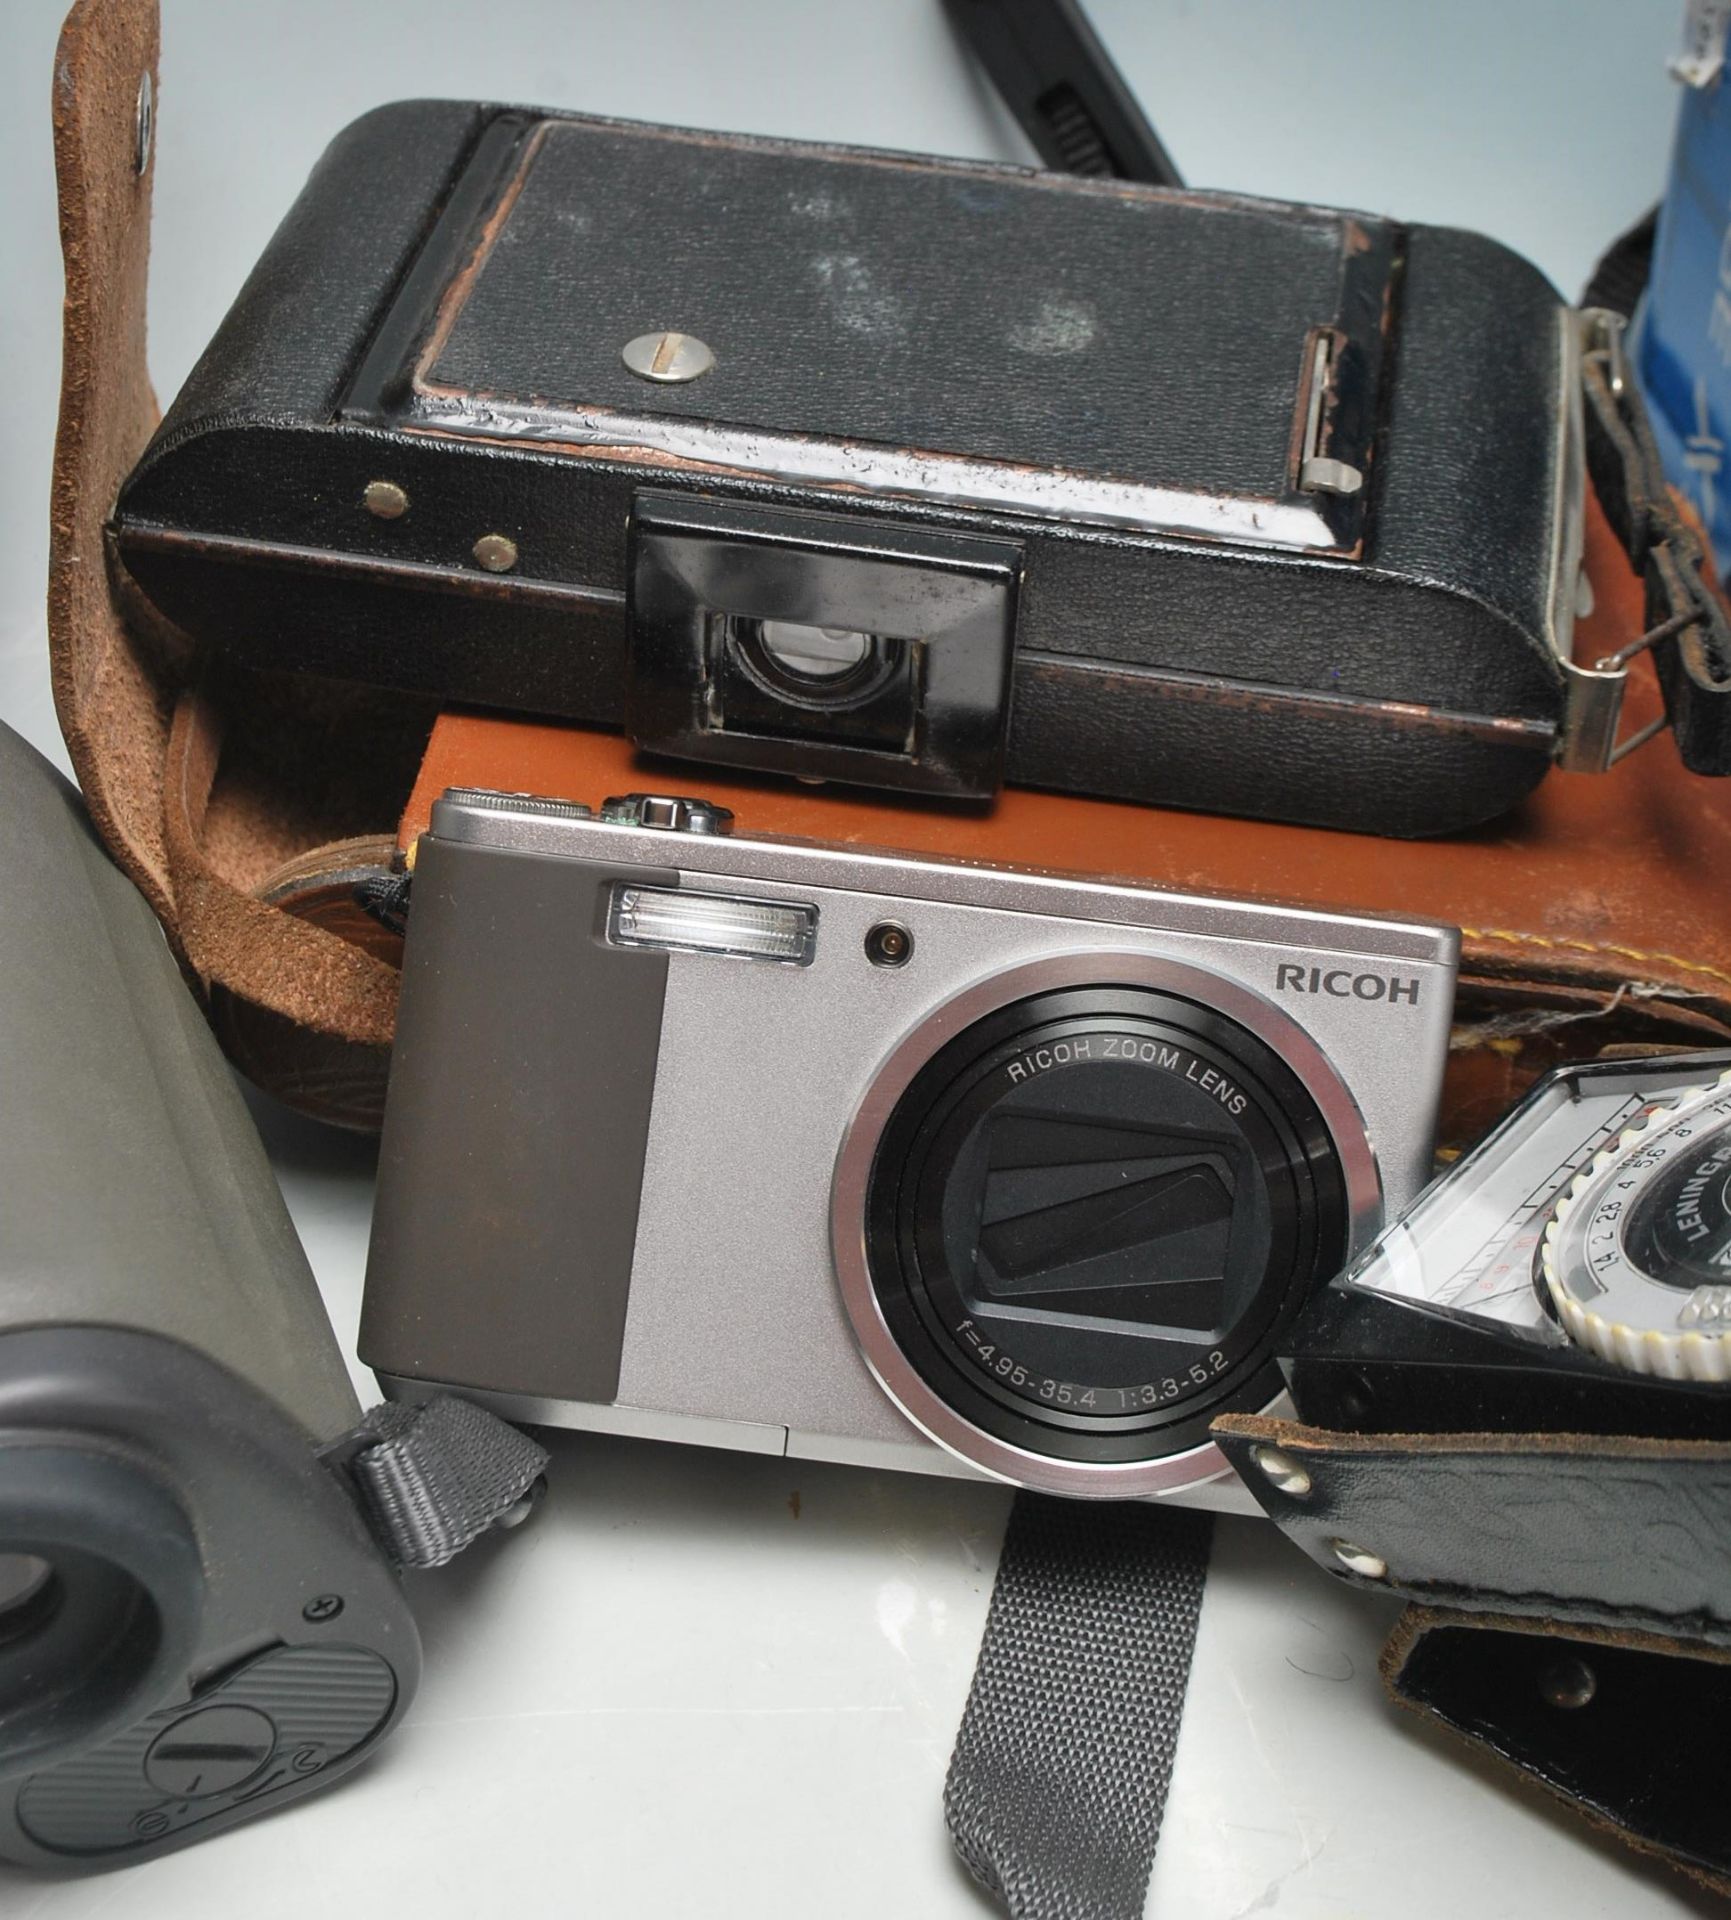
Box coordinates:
[1539,1657,1597,1711]
[622,331,716,384]
[1250,1445,1313,1498]
[1330,1539,1388,1581]
[472,533,519,573]
[363,479,409,520]
[135,72,154,176]
[302,1593,344,1623]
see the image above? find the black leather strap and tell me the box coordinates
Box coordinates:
[1384,1609,1731,1900]
[946,1494,1211,1920]
[1581,206,1657,319]
[1210,1417,1731,1644]
[1581,323,1731,775]
[1213,1413,1731,1896]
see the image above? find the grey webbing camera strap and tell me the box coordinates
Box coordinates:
[324,1395,549,1569]
[946,1495,1213,1920]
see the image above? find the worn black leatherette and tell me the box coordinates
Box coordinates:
[1211,1419,1731,1642]
[1212,1415,1731,1897]
[1387,1611,1731,1897]
[115,102,1576,834]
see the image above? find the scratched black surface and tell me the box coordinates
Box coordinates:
[427,119,1374,496]
[121,104,1573,833]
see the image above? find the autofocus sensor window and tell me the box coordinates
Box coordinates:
[861,985,1348,1469]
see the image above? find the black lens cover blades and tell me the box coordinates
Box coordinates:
[864,988,1348,1465]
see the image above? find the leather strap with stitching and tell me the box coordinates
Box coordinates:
[48,0,176,921]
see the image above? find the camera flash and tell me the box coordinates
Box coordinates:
[608,885,818,965]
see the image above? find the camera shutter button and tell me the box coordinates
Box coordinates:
[599,793,734,836]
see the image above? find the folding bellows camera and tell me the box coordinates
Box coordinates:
[107,101,1731,837]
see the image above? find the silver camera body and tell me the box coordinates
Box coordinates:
[362,791,1457,1510]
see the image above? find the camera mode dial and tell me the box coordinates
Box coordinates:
[1542,1070,1731,1380]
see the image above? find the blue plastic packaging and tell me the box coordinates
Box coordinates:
[1636,13,1731,581]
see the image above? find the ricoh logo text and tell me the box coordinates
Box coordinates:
[1274,963,1421,1006]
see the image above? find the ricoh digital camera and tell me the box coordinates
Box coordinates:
[361,788,1457,1505]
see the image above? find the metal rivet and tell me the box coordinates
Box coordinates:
[363,479,409,520]
[1539,1657,1597,1710]
[135,71,154,177]
[302,1593,344,1623]
[1330,1539,1388,1580]
[472,533,519,573]
[622,331,716,384]
[493,1475,548,1533]
[1251,1445,1313,1498]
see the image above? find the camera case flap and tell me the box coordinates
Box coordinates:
[1214,1049,1731,1902]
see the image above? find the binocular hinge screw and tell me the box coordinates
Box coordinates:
[1250,1445,1312,1498]
[302,1593,344,1623]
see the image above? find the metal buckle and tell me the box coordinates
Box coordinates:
[1554,309,1707,773]
[1561,607,1704,772]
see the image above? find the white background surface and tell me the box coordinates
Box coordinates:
[0,2,1713,1915]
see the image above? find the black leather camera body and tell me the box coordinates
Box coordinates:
[116,101,1605,834]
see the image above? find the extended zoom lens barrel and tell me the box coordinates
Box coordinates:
[860,983,1349,1474]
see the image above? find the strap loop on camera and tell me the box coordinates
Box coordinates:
[322,1395,549,1570]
